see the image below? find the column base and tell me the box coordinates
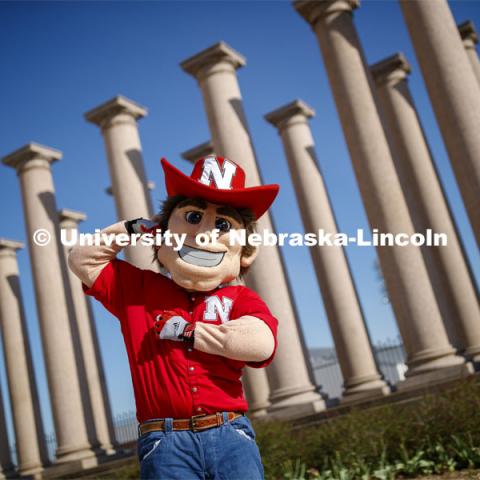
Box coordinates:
[93,443,117,457]
[55,442,96,464]
[341,382,391,405]
[267,398,327,420]
[268,383,326,410]
[18,462,44,479]
[247,397,271,414]
[43,456,99,479]
[102,446,117,456]
[248,399,271,418]
[249,407,269,418]
[463,345,480,364]
[396,361,474,393]
[406,346,463,373]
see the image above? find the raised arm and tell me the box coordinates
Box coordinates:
[68,218,157,288]
[68,221,128,288]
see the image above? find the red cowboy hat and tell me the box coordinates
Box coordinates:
[161,156,279,220]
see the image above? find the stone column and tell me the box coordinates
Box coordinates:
[59,210,116,455]
[0,239,47,477]
[400,0,480,247]
[242,368,271,417]
[181,43,325,413]
[294,0,471,389]
[0,389,15,480]
[370,53,480,363]
[85,96,156,270]
[265,100,390,402]
[182,142,272,416]
[458,21,480,85]
[2,143,95,464]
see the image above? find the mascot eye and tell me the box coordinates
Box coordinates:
[185,211,203,224]
[215,217,231,233]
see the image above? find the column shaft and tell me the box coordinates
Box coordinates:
[242,367,271,417]
[294,1,470,388]
[59,211,116,455]
[181,43,325,412]
[266,100,390,402]
[400,0,480,246]
[371,54,480,362]
[2,144,94,463]
[85,96,156,271]
[0,240,46,476]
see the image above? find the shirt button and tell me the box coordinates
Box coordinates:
[197,407,203,412]
[188,348,193,352]
[189,366,195,372]
[192,387,198,393]
[189,311,193,315]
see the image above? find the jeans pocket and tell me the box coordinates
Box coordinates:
[229,416,256,441]
[138,432,164,462]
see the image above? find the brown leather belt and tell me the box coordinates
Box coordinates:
[138,412,244,435]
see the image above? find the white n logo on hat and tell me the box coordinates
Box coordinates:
[203,296,233,323]
[199,156,237,190]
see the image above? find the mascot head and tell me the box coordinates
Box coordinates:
[153,155,279,292]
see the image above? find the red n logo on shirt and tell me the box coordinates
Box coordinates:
[203,296,233,323]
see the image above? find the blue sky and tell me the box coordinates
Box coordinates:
[0,0,479,445]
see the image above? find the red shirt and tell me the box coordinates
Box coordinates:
[84,259,278,423]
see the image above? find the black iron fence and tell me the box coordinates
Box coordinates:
[311,337,407,399]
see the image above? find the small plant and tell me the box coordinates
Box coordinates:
[394,443,435,476]
[283,459,308,480]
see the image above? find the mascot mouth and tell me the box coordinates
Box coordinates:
[178,245,225,268]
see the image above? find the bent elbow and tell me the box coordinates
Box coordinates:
[67,247,93,288]
[249,333,275,362]
[67,247,80,275]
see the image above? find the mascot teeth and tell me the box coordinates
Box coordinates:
[178,245,225,267]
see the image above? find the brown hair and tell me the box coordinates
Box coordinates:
[151,195,257,276]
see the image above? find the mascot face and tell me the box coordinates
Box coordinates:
[156,198,257,291]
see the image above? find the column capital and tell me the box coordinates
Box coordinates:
[458,20,478,48]
[0,238,24,254]
[181,141,214,163]
[58,209,87,229]
[180,42,246,79]
[84,95,148,128]
[2,143,62,173]
[370,52,411,87]
[265,99,315,130]
[294,0,359,26]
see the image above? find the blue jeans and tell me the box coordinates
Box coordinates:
[137,413,264,480]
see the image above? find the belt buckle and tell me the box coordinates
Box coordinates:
[190,414,207,432]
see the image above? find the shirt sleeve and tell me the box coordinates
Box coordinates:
[231,287,279,369]
[82,258,144,320]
